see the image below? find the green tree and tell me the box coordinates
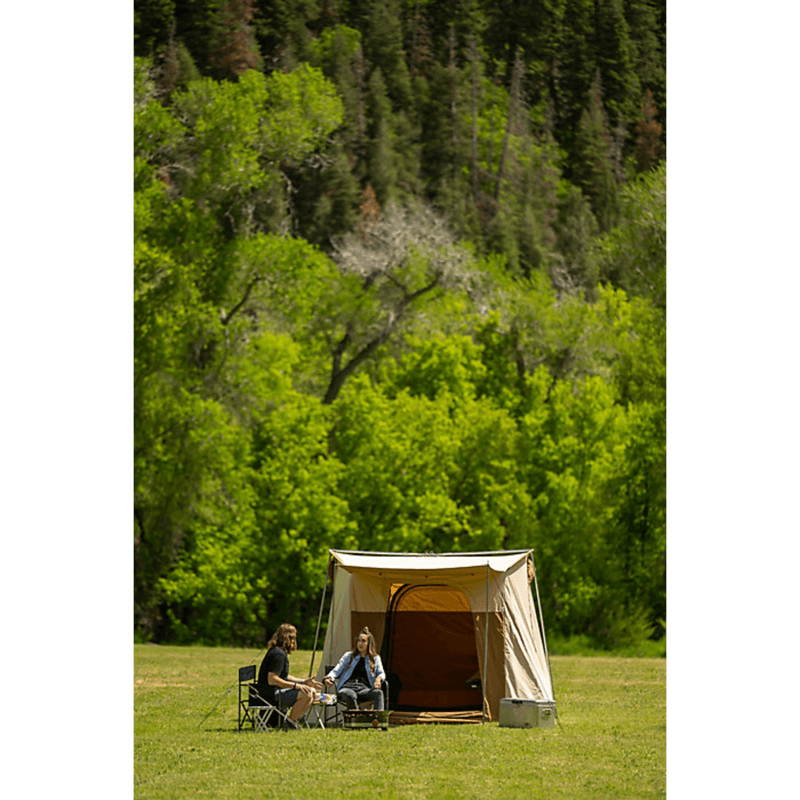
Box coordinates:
[551,181,599,294]
[319,201,476,404]
[252,0,321,69]
[330,375,531,553]
[624,0,666,135]
[593,0,639,133]
[210,0,262,79]
[309,24,365,149]
[290,140,362,247]
[519,373,629,641]
[131,0,667,646]
[572,73,619,232]
[162,64,343,236]
[553,0,594,151]
[134,168,234,634]
[365,68,400,204]
[134,0,177,57]
[365,0,413,110]
[591,161,665,307]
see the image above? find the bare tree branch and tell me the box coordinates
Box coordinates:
[322,202,473,404]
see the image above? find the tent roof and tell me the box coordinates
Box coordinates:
[330,549,531,574]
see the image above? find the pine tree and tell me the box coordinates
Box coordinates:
[366,68,399,204]
[212,0,262,78]
[553,0,595,153]
[251,0,320,70]
[594,0,639,133]
[634,88,663,172]
[312,25,363,148]
[573,72,618,232]
[624,0,666,135]
[409,2,434,79]
[495,48,525,202]
[365,0,413,110]
[157,20,180,96]
[467,34,483,212]
[135,0,177,57]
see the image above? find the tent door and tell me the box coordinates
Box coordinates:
[382,584,483,711]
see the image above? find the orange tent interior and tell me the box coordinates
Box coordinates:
[383,584,483,712]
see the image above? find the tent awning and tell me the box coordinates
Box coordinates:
[330,549,531,574]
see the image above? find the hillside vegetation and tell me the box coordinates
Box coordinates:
[134,0,666,650]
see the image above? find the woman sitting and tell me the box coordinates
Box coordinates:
[323,627,386,711]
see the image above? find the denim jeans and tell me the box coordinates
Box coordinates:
[338,679,384,711]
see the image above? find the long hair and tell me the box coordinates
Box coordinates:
[267,623,297,654]
[347,626,377,670]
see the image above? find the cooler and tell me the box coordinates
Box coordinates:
[498,697,556,728]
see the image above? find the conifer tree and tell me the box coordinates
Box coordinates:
[467,34,483,213]
[634,88,663,172]
[573,72,618,232]
[624,0,666,132]
[553,0,595,152]
[366,68,399,204]
[212,0,262,79]
[135,0,177,57]
[409,2,434,80]
[495,48,525,202]
[157,20,181,97]
[252,0,320,70]
[311,25,363,148]
[365,0,413,110]
[593,0,639,132]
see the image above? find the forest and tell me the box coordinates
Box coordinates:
[133,0,666,650]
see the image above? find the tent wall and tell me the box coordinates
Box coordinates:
[316,567,353,674]
[501,556,553,701]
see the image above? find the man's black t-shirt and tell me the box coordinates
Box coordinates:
[257,647,289,703]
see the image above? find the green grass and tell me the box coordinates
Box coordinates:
[135,645,665,798]
[548,634,667,659]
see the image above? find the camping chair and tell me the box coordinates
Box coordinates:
[237,665,298,732]
[323,665,389,727]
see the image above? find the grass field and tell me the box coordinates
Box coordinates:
[134,645,665,798]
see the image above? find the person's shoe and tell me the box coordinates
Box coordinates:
[319,693,337,705]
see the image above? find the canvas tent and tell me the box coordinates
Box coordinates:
[312,550,555,724]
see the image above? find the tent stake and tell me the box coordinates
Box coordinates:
[308,556,332,678]
[483,560,490,724]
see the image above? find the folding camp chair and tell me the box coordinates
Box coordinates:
[237,665,297,732]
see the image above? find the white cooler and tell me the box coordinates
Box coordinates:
[498,697,556,728]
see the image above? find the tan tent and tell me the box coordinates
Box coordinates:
[312,549,555,724]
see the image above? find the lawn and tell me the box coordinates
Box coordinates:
[134,645,665,798]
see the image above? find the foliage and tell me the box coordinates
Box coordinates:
[591,161,666,308]
[133,3,666,650]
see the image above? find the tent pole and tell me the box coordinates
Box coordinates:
[530,551,557,714]
[308,555,332,678]
[482,560,490,724]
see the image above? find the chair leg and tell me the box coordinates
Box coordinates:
[254,707,274,732]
